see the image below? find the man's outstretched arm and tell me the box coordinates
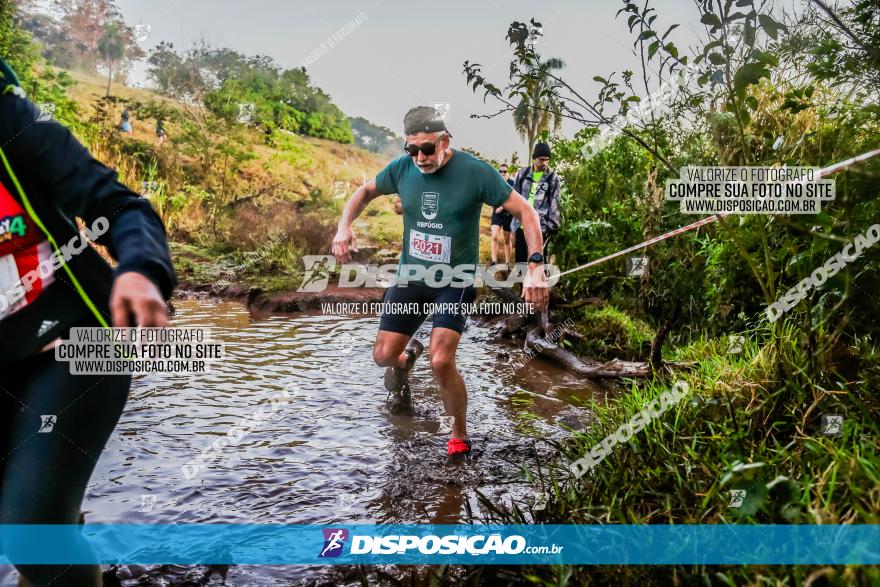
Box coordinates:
[332,180,382,262]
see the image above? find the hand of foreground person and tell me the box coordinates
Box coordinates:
[522,264,550,310]
[332,225,358,263]
[110,271,170,327]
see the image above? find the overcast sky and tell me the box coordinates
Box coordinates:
[117,0,704,161]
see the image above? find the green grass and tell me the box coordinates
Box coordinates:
[571,304,656,361]
[470,322,880,585]
[364,206,403,249]
[170,240,305,293]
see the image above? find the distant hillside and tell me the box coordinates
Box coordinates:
[348,116,401,161]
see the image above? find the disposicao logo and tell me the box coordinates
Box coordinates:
[315,530,559,558]
[349,533,527,555]
[319,528,349,558]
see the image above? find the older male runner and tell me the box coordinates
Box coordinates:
[332,106,548,458]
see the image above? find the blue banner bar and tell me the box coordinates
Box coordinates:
[0,525,877,565]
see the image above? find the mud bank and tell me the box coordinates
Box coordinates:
[174,282,386,313]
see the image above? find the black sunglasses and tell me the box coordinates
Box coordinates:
[403,137,443,157]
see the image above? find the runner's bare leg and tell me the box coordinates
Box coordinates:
[428,327,467,439]
[373,330,412,369]
[490,224,501,264]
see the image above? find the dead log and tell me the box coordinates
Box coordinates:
[562,329,586,341]
[573,359,652,378]
[489,286,551,333]
[524,327,660,379]
[490,285,524,306]
[524,326,601,376]
[491,286,685,378]
[498,314,531,337]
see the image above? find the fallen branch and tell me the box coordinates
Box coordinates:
[489,287,687,378]
[495,314,531,337]
[489,286,550,332]
[524,327,694,379]
[524,326,601,376]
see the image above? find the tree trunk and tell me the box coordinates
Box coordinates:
[528,113,538,163]
[105,62,112,96]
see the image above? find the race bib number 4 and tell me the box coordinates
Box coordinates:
[408,229,451,263]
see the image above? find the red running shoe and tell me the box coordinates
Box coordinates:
[447,437,472,457]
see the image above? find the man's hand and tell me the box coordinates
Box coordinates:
[393,196,403,215]
[110,272,169,327]
[523,263,550,309]
[332,225,358,263]
[495,206,504,213]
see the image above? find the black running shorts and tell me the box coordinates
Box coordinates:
[378,284,478,336]
[491,209,513,231]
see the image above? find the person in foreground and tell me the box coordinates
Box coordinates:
[332,106,548,459]
[0,57,176,586]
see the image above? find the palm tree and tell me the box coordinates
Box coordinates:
[97,22,125,96]
[512,56,565,161]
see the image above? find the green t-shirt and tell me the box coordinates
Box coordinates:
[528,171,544,207]
[374,149,512,278]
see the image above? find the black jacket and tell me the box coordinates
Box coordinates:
[0,89,176,300]
[511,165,562,235]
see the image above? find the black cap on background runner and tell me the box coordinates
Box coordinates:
[532,142,551,159]
[403,106,451,136]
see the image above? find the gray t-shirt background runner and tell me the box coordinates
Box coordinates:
[375,150,512,283]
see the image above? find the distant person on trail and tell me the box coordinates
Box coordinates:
[511,142,561,264]
[120,107,133,134]
[489,163,515,266]
[0,57,176,587]
[332,106,548,459]
[156,118,167,146]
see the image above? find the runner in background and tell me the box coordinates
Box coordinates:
[511,142,561,264]
[156,118,167,146]
[332,106,549,460]
[120,107,132,135]
[489,163,515,267]
[0,57,176,587]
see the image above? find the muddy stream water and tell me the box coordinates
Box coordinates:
[1,299,613,586]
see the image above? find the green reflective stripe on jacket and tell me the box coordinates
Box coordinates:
[0,144,111,329]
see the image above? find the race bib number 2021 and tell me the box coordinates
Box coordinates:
[408,229,451,263]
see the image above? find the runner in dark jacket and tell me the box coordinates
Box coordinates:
[0,57,176,586]
[511,142,561,263]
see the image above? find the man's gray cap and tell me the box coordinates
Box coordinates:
[403,106,449,135]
